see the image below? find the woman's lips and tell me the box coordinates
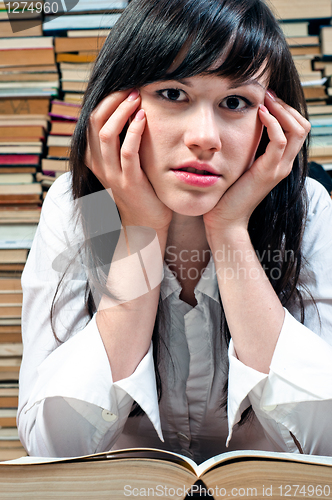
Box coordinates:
[172,168,220,187]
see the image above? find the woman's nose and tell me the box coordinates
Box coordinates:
[183,106,222,153]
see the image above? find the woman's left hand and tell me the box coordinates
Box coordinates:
[203,92,311,237]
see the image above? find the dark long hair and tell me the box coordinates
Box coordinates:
[52,0,309,419]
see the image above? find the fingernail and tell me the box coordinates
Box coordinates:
[266,89,276,101]
[127,89,140,101]
[259,104,269,113]
[135,109,145,121]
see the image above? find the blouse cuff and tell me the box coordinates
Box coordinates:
[227,308,332,446]
[24,314,163,441]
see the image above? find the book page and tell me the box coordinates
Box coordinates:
[0,447,198,473]
[197,449,332,477]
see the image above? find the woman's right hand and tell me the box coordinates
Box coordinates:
[85,89,173,233]
[85,91,167,380]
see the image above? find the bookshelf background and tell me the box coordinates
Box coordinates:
[0,0,129,460]
[0,0,331,461]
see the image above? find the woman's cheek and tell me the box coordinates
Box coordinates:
[246,117,265,169]
[242,110,264,150]
[139,118,165,174]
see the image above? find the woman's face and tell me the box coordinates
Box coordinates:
[138,74,267,216]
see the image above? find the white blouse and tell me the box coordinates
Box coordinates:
[18,172,332,463]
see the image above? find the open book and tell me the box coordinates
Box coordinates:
[1,448,332,499]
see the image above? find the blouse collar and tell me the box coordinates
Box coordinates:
[160,256,220,304]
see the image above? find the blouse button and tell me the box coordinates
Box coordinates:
[101,409,117,422]
[264,404,277,412]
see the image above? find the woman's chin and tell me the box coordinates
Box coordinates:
[163,197,220,217]
[173,207,212,217]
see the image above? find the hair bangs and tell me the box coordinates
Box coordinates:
[208,13,286,86]
[86,0,290,101]
[155,0,288,88]
[116,0,238,86]
[162,1,240,81]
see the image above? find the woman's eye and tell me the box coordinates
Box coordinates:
[221,96,250,110]
[159,89,187,102]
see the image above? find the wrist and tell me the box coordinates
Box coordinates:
[206,224,250,254]
[99,228,164,311]
[120,221,169,244]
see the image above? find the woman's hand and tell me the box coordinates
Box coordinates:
[203,92,310,373]
[85,90,173,233]
[203,91,310,238]
[85,91,170,381]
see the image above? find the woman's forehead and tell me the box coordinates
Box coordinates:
[162,72,269,90]
[166,37,271,89]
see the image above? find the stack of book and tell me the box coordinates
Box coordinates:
[41,100,80,190]
[0,0,332,468]
[0,221,42,461]
[0,1,42,38]
[43,0,125,35]
[0,111,45,244]
[0,37,58,99]
[314,27,332,82]
[0,149,41,225]
[269,0,332,176]
[0,3,55,459]
[271,0,331,105]
[269,0,332,20]
[281,22,325,93]
[0,33,57,219]
[0,427,25,461]
[40,1,129,189]
[55,35,105,104]
[0,273,25,460]
[307,26,332,169]
[45,1,123,104]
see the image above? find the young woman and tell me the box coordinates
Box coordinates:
[18,0,332,462]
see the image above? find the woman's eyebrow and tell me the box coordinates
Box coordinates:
[164,78,193,87]
[228,79,266,90]
[161,78,194,87]
[160,77,266,91]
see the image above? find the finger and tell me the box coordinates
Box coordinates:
[264,96,309,164]
[120,109,146,179]
[279,103,310,133]
[265,93,310,133]
[98,91,141,171]
[257,105,287,171]
[87,91,130,167]
[99,90,140,142]
[86,94,125,172]
[87,90,140,182]
[89,90,131,129]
